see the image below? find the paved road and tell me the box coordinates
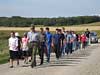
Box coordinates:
[0,43,100,75]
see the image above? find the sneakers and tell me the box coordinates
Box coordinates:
[10,66,13,68]
[39,63,43,66]
[17,61,19,66]
[31,64,36,68]
[29,60,31,62]
[31,62,36,68]
[56,58,60,64]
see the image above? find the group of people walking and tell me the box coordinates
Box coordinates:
[8,26,91,68]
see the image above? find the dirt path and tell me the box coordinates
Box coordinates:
[0,43,100,75]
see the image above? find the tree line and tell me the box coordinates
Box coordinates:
[0,16,100,27]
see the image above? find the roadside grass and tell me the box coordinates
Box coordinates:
[0,31,25,64]
[0,30,100,64]
[0,53,9,64]
[0,39,9,64]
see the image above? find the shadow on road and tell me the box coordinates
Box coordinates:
[21,44,98,69]
[34,56,87,69]
[21,56,86,68]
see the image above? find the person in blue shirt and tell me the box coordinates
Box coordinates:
[66,31,73,55]
[45,27,52,63]
[53,29,62,60]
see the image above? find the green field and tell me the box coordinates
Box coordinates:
[0,29,100,64]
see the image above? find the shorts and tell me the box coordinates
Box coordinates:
[28,48,33,56]
[9,50,19,59]
[22,51,28,57]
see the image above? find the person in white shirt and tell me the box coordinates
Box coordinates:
[8,31,19,68]
[72,31,77,51]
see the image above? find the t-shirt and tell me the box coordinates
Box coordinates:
[73,34,76,38]
[61,33,65,40]
[63,31,67,38]
[81,34,87,42]
[27,31,39,42]
[61,33,65,45]
[9,37,18,51]
[22,37,29,51]
[39,32,46,43]
[85,31,90,38]
[53,33,62,45]
[66,34,73,43]
[76,34,79,41]
[45,32,52,44]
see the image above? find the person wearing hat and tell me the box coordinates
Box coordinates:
[15,32,22,60]
[15,32,20,37]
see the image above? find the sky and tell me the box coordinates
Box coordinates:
[0,0,100,17]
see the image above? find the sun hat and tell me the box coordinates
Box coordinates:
[15,32,20,36]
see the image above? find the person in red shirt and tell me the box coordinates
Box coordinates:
[81,33,87,49]
[78,34,81,49]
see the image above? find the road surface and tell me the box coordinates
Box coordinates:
[0,43,100,75]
